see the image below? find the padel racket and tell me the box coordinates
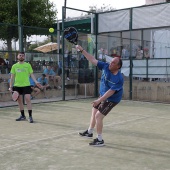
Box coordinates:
[64,27,78,45]
[12,91,19,101]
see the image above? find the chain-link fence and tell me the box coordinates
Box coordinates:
[1,2,170,102]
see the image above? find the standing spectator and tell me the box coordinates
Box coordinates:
[76,45,124,147]
[58,60,70,81]
[65,51,71,80]
[9,52,41,123]
[58,61,62,76]
[42,60,46,70]
[4,58,9,73]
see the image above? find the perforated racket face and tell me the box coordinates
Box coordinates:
[64,27,78,45]
[12,91,19,101]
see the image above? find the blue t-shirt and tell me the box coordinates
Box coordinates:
[37,77,48,86]
[29,77,35,86]
[97,61,124,103]
[43,68,56,76]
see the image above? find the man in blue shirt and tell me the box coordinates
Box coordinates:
[43,65,58,89]
[37,74,51,98]
[29,77,41,100]
[77,45,124,147]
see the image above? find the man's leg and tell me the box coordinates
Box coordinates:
[25,94,33,123]
[31,87,40,99]
[33,87,41,97]
[53,77,57,88]
[16,95,26,121]
[89,107,98,130]
[56,76,61,89]
[79,107,98,138]
[25,94,32,110]
[88,111,105,146]
[95,111,105,140]
[17,95,24,111]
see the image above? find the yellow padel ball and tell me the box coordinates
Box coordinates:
[49,28,54,33]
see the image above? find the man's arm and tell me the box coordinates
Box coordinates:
[9,74,15,91]
[30,73,38,84]
[76,45,98,66]
[30,73,42,89]
[92,89,116,107]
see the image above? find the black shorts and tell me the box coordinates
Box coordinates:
[13,86,32,95]
[94,100,118,116]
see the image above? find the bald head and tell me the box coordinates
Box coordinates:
[109,57,122,72]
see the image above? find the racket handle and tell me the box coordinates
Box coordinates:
[75,45,80,51]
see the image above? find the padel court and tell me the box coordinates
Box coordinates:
[0,99,169,170]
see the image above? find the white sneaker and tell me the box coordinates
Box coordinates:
[67,77,70,81]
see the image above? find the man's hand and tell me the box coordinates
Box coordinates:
[76,45,84,52]
[91,98,101,107]
[36,82,42,89]
[8,87,13,92]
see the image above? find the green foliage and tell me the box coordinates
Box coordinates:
[0,0,57,41]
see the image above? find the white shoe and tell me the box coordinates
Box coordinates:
[67,77,70,81]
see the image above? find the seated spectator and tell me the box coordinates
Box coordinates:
[43,65,58,89]
[29,77,41,100]
[37,74,51,98]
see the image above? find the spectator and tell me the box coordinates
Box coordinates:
[58,61,62,76]
[4,59,9,73]
[65,51,71,80]
[43,65,58,89]
[37,74,51,98]
[51,66,62,89]
[29,77,41,100]
[58,60,70,81]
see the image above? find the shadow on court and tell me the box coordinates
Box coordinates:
[0,99,170,170]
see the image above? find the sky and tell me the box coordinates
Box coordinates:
[51,0,146,19]
[0,0,146,50]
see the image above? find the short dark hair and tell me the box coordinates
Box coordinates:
[118,58,123,69]
[42,74,46,77]
[18,52,25,55]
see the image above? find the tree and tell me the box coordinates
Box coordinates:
[89,4,115,13]
[0,0,57,55]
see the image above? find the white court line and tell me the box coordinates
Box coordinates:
[0,115,153,151]
[0,130,77,150]
[104,115,152,127]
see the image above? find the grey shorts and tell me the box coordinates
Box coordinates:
[94,100,118,116]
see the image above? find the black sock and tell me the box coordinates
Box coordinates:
[20,110,25,117]
[28,110,32,117]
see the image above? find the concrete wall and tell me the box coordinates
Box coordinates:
[79,81,170,103]
[1,75,170,103]
[123,81,170,103]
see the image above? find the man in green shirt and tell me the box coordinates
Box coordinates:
[9,52,41,123]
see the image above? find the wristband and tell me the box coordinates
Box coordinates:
[80,49,84,53]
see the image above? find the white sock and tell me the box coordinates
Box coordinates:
[97,134,102,141]
[88,128,94,134]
